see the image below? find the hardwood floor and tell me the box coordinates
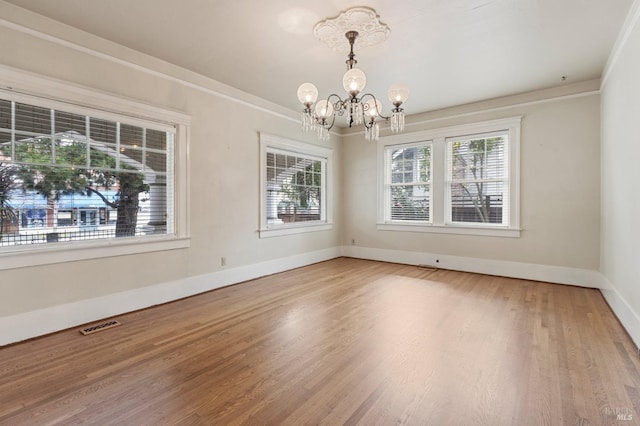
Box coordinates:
[1,258,639,425]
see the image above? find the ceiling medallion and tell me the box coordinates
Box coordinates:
[297,7,408,141]
[313,7,390,53]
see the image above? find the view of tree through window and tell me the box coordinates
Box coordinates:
[379,118,519,235]
[0,98,173,248]
[265,150,323,225]
[447,134,507,224]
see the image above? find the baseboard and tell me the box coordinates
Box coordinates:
[0,247,341,346]
[340,246,604,288]
[599,275,640,349]
[3,245,626,347]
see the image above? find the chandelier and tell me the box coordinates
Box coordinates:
[296,7,409,141]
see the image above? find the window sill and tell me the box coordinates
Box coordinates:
[259,222,333,238]
[377,222,521,238]
[0,235,191,270]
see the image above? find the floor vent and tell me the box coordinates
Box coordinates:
[417,264,439,271]
[79,320,121,335]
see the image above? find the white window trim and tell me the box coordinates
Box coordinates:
[0,66,191,270]
[259,133,333,238]
[377,117,521,238]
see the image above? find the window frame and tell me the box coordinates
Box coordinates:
[382,140,433,224]
[259,133,333,238]
[0,66,190,270]
[377,117,521,237]
[445,130,510,227]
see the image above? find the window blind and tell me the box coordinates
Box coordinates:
[0,97,174,247]
[446,132,509,225]
[265,148,324,225]
[385,143,431,222]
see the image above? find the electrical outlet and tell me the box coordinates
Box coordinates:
[221,256,227,266]
[351,238,356,245]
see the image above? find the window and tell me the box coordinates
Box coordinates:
[378,117,520,237]
[383,142,432,222]
[260,133,332,237]
[0,68,189,269]
[446,132,508,226]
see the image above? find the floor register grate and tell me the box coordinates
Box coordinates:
[79,320,121,335]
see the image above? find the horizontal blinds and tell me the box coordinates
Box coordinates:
[446,133,509,225]
[0,99,170,175]
[0,97,174,246]
[447,133,507,181]
[265,148,323,225]
[386,143,431,222]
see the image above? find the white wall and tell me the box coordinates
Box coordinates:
[0,1,625,345]
[600,2,640,345]
[341,81,602,275]
[0,4,343,344]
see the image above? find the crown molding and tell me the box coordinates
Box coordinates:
[601,0,640,89]
[0,8,301,125]
[342,80,600,138]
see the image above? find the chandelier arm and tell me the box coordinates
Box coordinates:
[359,93,390,120]
[326,93,348,119]
[326,93,346,106]
[323,112,337,132]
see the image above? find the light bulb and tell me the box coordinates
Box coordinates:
[342,68,367,96]
[297,83,318,106]
[387,83,409,106]
[364,98,383,118]
[314,99,334,119]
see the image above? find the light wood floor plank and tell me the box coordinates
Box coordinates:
[1,258,639,425]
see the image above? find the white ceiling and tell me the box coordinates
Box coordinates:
[4,0,633,118]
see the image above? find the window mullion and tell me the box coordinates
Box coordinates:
[50,109,56,165]
[382,149,390,221]
[431,137,445,225]
[10,101,15,160]
[320,159,327,222]
[115,122,120,170]
[85,116,91,169]
[142,127,147,172]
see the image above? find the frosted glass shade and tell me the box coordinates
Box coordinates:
[342,68,367,95]
[387,83,409,106]
[315,99,334,119]
[297,83,318,106]
[364,98,383,118]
